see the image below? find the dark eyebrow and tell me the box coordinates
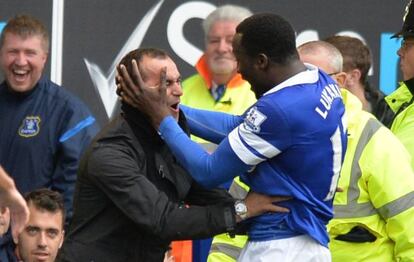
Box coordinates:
[46,228,60,233]
[26,225,40,230]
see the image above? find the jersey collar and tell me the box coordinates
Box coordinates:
[263,63,319,96]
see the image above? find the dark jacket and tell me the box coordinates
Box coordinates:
[57,106,236,262]
[0,230,17,262]
[364,83,394,127]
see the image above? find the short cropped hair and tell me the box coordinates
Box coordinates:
[118,48,170,83]
[25,188,65,227]
[0,14,49,52]
[324,35,372,83]
[297,40,343,73]
[236,13,298,65]
[202,5,252,40]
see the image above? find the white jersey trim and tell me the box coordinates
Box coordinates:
[264,63,320,96]
[228,124,281,165]
[239,123,281,159]
[228,128,265,165]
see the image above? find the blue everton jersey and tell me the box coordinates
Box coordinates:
[230,65,346,245]
[160,64,347,247]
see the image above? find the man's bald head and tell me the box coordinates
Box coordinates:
[297,40,343,74]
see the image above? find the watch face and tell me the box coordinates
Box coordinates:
[236,202,247,214]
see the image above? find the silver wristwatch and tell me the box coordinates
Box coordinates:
[234,199,248,220]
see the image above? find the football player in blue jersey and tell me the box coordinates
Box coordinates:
[118,13,347,262]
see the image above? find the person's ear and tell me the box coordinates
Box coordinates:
[351,69,362,82]
[334,72,347,87]
[41,47,49,63]
[59,230,65,248]
[256,53,269,70]
[345,69,361,87]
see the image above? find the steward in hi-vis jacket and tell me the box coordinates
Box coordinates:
[329,89,414,261]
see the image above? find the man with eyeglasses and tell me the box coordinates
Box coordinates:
[385,0,414,169]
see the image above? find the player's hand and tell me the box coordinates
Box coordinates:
[116,59,170,128]
[244,191,290,220]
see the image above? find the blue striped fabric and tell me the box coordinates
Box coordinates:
[59,116,96,142]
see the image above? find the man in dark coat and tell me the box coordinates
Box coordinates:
[57,48,286,262]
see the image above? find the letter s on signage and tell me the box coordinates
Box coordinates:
[167,1,216,66]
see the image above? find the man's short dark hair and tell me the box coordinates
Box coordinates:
[324,35,372,84]
[118,48,170,82]
[0,14,49,51]
[236,13,298,65]
[25,188,65,226]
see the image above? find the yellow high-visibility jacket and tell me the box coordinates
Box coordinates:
[182,55,256,143]
[329,89,414,262]
[385,81,414,169]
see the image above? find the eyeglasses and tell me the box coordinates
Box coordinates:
[328,72,340,76]
[401,40,414,50]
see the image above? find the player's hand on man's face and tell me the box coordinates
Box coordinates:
[117,59,171,128]
[244,191,290,220]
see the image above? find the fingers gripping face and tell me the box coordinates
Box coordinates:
[117,56,183,126]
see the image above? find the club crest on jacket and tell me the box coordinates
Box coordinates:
[18,116,41,137]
